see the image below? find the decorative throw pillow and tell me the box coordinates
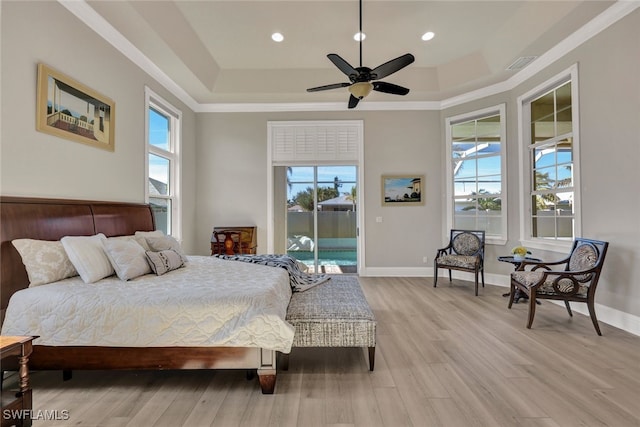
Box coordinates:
[11,239,78,287]
[102,238,151,281]
[61,233,115,283]
[145,235,188,263]
[145,249,184,276]
[134,230,165,250]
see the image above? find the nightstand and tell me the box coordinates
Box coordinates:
[1,336,36,427]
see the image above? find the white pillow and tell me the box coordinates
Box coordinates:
[145,235,188,263]
[134,230,165,250]
[102,238,151,281]
[61,234,114,283]
[145,249,184,276]
[12,239,78,287]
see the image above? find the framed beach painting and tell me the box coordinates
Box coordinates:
[382,174,425,205]
[36,63,115,151]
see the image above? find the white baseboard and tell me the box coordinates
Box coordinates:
[360,266,431,277]
[358,266,640,337]
[545,299,640,337]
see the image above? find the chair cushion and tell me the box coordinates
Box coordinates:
[512,271,588,297]
[436,254,478,269]
[569,243,597,281]
[452,232,481,255]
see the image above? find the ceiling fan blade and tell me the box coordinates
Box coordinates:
[370,53,415,80]
[327,54,358,80]
[307,82,351,92]
[348,94,360,109]
[372,81,410,96]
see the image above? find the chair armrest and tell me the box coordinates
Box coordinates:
[526,268,598,296]
[435,243,452,256]
[515,260,550,271]
[542,267,597,278]
[516,257,568,271]
[538,255,572,267]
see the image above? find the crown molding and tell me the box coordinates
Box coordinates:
[59,0,639,114]
[58,0,200,112]
[506,0,640,91]
[196,100,441,113]
[440,1,640,110]
[439,80,512,110]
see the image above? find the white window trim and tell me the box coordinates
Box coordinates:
[144,86,182,240]
[517,64,580,253]
[445,103,507,245]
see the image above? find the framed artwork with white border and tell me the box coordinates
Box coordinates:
[382,175,425,205]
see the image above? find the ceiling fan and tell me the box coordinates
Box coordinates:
[306,0,415,109]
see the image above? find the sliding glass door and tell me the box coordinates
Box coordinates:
[286,166,357,274]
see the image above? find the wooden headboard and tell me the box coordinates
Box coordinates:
[0,196,155,319]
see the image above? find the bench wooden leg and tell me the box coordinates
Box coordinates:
[368,347,375,371]
[279,352,290,371]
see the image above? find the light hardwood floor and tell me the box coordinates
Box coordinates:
[6,277,640,426]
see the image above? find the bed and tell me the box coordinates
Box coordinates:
[0,196,293,394]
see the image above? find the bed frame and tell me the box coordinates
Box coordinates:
[0,196,278,394]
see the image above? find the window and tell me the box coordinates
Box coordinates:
[518,65,580,249]
[145,87,181,237]
[445,104,506,244]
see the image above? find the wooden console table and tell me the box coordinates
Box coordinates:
[1,336,36,427]
[211,226,257,255]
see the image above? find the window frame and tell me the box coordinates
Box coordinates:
[517,64,580,252]
[445,104,507,245]
[144,87,182,239]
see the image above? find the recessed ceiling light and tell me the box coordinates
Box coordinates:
[271,32,284,42]
[421,31,435,41]
[354,32,366,42]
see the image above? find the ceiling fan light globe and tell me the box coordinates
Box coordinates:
[349,82,373,99]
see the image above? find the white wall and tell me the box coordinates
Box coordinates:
[0,1,198,252]
[194,110,443,275]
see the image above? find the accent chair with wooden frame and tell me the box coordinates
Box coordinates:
[434,229,485,296]
[508,238,609,335]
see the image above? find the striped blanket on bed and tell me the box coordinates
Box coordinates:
[213,254,330,292]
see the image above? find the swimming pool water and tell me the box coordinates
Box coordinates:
[288,250,357,266]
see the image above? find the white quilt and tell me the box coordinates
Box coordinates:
[1,256,295,353]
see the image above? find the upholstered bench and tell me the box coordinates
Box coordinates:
[282,275,376,371]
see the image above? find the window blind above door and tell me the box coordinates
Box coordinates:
[269,121,362,163]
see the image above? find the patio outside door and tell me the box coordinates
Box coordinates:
[286,165,357,274]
